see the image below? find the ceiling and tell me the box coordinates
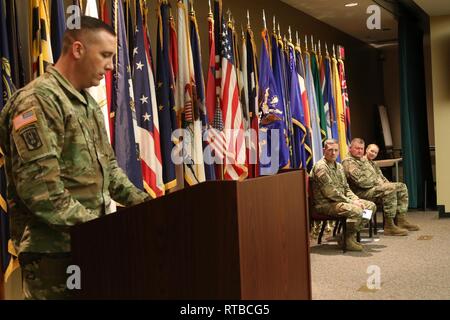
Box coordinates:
[413,0,450,16]
[281,0,450,48]
[280,0,398,47]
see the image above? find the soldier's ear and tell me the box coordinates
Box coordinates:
[72,41,84,59]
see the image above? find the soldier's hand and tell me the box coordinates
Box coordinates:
[352,199,364,209]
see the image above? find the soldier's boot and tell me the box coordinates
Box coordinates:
[342,221,364,251]
[396,214,420,231]
[384,217,408,236]
[343,231,363,251]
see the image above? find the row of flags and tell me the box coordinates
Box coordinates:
[1,0,21,283]
[0,0,352,283]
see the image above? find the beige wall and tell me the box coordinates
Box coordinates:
[430,15,450,209]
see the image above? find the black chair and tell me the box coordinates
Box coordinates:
[309,201,349,252]
[372,201,385,235]
[308,180,364,253]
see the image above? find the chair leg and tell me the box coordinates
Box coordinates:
[333,221,339,237]
[337,221,343,234]
[356,232,361,243]
[342,220,347,253]
[369,218,373,238]
[318,221,326,244]
[374,211,378,235]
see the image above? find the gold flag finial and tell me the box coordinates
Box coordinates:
[305,35,308,51]
[311,35,314,51]
[332,44,336,58]
[189,0,195,15]
[273,16,276,34]
[208,0,212,16]
[247,10,250,29]
[318,40,322,55]
[263,9,266,30]
[288,26,292,43]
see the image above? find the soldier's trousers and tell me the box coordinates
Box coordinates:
[356,182,408,219]
[314,199,376,232]
[19,252,74,300]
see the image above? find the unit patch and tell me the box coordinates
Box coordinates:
[20,126,43,151]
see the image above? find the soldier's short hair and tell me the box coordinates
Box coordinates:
[62,16,116,54]
[350,137,365,146]
[323,139,338,149]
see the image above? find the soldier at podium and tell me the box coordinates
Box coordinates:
[0,17,150,299]
[310,139,376,251]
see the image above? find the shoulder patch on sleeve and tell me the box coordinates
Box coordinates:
[13,109,38,131]
[11,107,52,162]
[19,126,43,151]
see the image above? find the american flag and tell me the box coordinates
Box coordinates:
[132,0,164,197]
[206,98,227,159]
[220,20,247,181]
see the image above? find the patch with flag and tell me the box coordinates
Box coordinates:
[13,109,37,131]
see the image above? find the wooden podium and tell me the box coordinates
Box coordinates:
[71,170,311,299]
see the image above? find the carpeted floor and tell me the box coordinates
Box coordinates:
[310,210,450,300]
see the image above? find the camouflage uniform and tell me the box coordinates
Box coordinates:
[342,155,408,219]
[310,158,376,233]
[0,67,150,299]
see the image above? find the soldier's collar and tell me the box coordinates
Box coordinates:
[324,158,337,168]
[350,154,365,161]
[47,67,88,106]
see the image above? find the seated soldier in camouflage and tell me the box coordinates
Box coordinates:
[0,17,151,299]
[310,139,376,251]
[342,139,419,236]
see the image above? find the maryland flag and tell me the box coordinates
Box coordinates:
[30,0,53,79]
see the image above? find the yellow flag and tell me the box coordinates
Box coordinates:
[332,56,347,158]
[30,0,53,79]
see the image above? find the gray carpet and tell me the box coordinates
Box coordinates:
[310,211,450,300]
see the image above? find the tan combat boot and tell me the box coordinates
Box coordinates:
[397,214,420,231]
[344,232,363,251]
[384,217,408,236]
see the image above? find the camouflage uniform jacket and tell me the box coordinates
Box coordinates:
[342,154,386,193]
[0,67,150,254]
[367,158,389,184]
[310,158,359,207]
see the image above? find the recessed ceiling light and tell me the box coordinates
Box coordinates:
[345,2,358,7]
